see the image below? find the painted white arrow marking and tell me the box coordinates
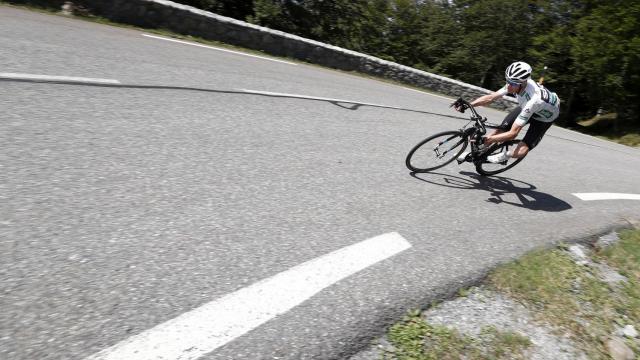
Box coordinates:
[85,232,411,360]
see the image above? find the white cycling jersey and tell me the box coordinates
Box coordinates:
[496,78,560,126]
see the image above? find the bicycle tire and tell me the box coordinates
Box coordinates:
[405,130,467,172]
[475,140,525,176]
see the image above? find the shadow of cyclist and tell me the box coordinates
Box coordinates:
[410,171,571,212]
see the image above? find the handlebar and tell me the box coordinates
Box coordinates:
[450,98,484,121]
[450,97,488,134]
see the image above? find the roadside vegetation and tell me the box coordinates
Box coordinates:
[387,313,532,359]
[576,114,640,148]
[386,229,640,359]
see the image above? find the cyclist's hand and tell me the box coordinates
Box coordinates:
[450,98,467,113]
[450,102,465,113]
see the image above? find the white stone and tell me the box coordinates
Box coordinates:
[568,245,589,262]
[605,337,635,360]
[596,232,620,249]
[623,325,638,338]
[593,262,628,286]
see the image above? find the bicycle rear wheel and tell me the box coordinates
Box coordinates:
[475,140,525,176]
[405,130,467,172]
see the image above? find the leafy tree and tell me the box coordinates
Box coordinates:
[528,26,577,125]
[526,0,589,126]
[571,0,640,126]
[413,2,461,76]
[173,0,254,20]
[442,0,537,90]
[250,0,389,55]
[358,0,394,59]
[249,0,302,36]
[305,0,373,50]
[383,0,423,66]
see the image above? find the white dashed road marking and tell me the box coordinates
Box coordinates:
[142,33,298,65]
[0,72,121,85]
[85,233,412,360]
[573,193,640,201]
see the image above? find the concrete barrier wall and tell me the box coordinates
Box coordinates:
[73,0,516,110]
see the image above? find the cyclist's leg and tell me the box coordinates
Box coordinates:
[510,141,529,159]
[491,106,521,136]
[517,119,553,158]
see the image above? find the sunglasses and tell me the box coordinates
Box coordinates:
[506,79,522,86]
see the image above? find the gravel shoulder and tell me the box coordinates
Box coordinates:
[352,225,640,360]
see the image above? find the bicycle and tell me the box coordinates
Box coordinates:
[405,98,526,176]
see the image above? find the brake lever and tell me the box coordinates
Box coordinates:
[450,98,467,113]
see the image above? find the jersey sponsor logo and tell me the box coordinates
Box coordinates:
[538,85,559,106]
[538,109,554,119]
[540,88,550,103]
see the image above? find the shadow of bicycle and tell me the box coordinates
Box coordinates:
[410,171,572,212]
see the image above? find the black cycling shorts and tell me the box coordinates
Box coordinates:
[501,107,553,150]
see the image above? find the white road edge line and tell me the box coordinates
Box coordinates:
[142,33,298,65]
[85,232,412,360]
[0,72,121,85]
[572,193,640,201]
[240,88,403,109]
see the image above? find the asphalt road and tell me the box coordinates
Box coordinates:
[2,5,640,360]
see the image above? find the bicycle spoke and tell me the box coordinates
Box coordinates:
[406,131,468,172]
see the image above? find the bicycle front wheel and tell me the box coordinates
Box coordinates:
[405,130,467,172]
[475,140,525,176]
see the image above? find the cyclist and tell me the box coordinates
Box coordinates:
[455,61,560,163]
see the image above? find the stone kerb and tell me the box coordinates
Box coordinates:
[78,0,516,110]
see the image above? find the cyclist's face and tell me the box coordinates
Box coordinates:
[506,82,521,93]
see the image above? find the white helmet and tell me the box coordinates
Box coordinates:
[505,61,532,84]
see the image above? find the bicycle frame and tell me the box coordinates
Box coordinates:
[452,98,507,162]
[405,97,524,175]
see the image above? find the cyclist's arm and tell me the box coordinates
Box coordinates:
[484,100,536,144]
[470,91,504,107]
[484,122,523,144]
[470,85,509,107]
